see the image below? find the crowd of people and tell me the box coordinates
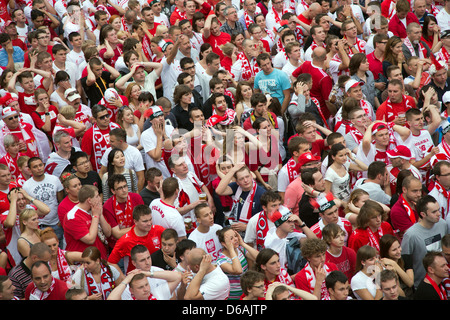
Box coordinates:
[0,0,448,302]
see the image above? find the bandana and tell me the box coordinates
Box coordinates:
[113,194,134,229]
[84,263,115,300]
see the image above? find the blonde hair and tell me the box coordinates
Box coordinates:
[59,105,76,120]
[19,208,40,235]
[155,24,169,37]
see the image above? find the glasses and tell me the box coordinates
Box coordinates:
[7,115,19,121]
[115,184,128,191]
[76,160,90,166]
[98,114,110,120]
[253,284,265,289]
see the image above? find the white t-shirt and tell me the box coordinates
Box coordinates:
[264,228,306,271]
[436,8,450,32]
[150,198,187,237]
[273,50,288,69]
[100,144,145,173]
[22,174,64,226]
[53,61,80,88]
[161,56,182,105]
[120,266,173,300]
[188,224,223,262]
[324,162,351,202]
[140,124,174,178]
[243,209,277,245]
[198,265,230,300]
[351,270,378,300]
[67,50,85,68]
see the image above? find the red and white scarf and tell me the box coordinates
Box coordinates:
[367,226,384,252]
[92,122,120,172]
[271,6,285,24]
[28,278,57,300]
[56,248,73,285]
[206,108,236,127]
[384,95,414,123]
[236,51,260,81]
[403,37,428,59]
[255,210,270,251]
[230,180,257,224]
[302,262,332,298]
[1,152,24,181]
[175,172,203,208]
[121,17,130,33]
[434,181,450,219]
[113,194,134,229]
[401,193,416,224]
[3,124,39,158]
[243,10,255,28]
[141,34,153,62]
[311,97,330,130]
[286,157,300,183]
[132,292,158,300]
[84,263,115,300]
[437,47,450,65]
[425,274,448,300]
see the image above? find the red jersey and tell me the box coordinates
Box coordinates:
[64,206,109,259]
[108,225,165,274]
[325,247,357,282]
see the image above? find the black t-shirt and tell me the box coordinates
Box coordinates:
[150,249,177,271]
[413,280,444,300]
[298,193,319,228]
[81,71,114,106]
[76,171,103,194]
[140,187,161,207]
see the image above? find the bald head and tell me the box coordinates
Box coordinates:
[309,2,322,15]
[312,46,327,61]
[188,248,206,266]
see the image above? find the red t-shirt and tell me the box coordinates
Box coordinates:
[98,43,123,67]
[23,46,54,68]
[57,196,78,228]
[203,32,231,60]
[348,221,395,254]
[375,95,416,122]
[107,225,165,273]
[80,126,111,172]
[292,61,333,119]
[367,51,383,80]
[325,246,357,282]
[64,206,109,259]
[294,262,338,299]
[30,105,59,133]
[102,193,145,248]
[18,91,38,115]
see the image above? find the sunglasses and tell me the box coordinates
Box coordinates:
[7,115,19,121]
[98,114,110,120]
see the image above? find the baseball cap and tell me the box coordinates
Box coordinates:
[64,88,81,102]
[144,106,164,120]
[345,79,364,93]
[386,145,412,160]
[269,207,292,228]
[441,29,450,39]
[443,91,450,104]
[298,152,321,167]
[2,106,18,119]
[372,122,388,135]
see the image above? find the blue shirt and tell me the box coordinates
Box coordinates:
[0,47,25,66]
[254,68,291,105]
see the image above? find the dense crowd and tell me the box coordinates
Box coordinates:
[0,0,448,302]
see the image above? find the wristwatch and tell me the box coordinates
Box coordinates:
[150,270,154,278]
[300,223,306,228]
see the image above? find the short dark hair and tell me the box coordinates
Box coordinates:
[367,161,387,180]
[260,190,282,208]
[325,270,348,290]
[416,195,438,219]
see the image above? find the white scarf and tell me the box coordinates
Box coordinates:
[230,181,257,224]
[403,37,427,59]
[29,278,56,300]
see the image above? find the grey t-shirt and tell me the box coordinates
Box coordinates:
[401,220,448,289]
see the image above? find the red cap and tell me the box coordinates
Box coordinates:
[298,152,321,167]
[387,145,412,160]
